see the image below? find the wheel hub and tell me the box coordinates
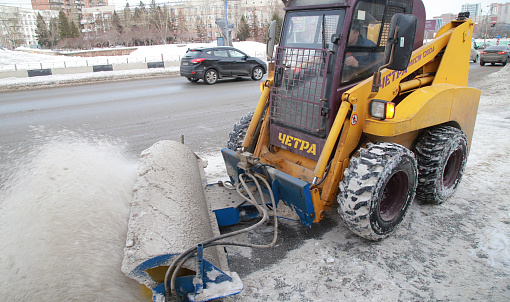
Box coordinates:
[443,149,462,188]
[380,171,409,222]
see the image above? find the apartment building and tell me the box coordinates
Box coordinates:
[0,5,58,48]
[31,0,109,22]
[81,5,116,34]
[491,2,510,25]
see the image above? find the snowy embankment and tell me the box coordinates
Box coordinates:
[0,41,266,91]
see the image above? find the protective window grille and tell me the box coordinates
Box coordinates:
[270,47,330,132]
[319,14,342,46]
[380,2,408,46]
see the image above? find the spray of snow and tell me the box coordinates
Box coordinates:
[0,130,142,301]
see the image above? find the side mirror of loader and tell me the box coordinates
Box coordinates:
[384,13,417,71]
[267,20,277,61]
[372,14,417,92]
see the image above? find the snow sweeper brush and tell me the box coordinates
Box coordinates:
[121,140,278,302]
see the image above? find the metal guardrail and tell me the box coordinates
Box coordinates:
[0,55,181,72]
[0,51,267,72]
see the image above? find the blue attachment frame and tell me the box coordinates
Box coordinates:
[221,148,315,227]
[127,248,242,302]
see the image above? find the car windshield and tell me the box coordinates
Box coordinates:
[280,9,345,49]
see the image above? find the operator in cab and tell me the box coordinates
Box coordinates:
[345,22,377,68]
[342,21,381,84]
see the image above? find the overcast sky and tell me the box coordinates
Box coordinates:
[0,0,499,20]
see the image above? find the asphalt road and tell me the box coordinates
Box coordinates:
[467,61,504,87]
[0,76,263,165]
[0,62,499,165]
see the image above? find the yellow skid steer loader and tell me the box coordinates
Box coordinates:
[122,1,480,301]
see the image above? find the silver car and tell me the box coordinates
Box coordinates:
[470,47,479,63]
[479,45,510,66]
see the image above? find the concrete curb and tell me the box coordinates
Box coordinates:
[0,70,181,92]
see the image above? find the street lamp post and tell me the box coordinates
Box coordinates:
[482,6,490,46]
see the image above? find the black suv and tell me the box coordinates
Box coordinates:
[180,46,267,84]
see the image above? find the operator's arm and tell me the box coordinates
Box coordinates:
[345,55,359,67]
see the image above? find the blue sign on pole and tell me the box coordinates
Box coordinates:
[497,35,501,39]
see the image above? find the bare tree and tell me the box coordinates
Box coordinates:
[149,1,173,44]
[48,17,59,48]
[250,12,261,42]
[0,7,24,49]
[195,15,207,42]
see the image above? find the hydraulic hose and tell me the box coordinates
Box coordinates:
[164,170,278,300]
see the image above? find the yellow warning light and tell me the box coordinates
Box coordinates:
[370,99,396,120]
[386,102,395,119]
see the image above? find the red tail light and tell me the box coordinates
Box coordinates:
[497,51,506,55]
[480,51,487,54]
[190,58,206,64]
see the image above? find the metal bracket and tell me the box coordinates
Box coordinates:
[236,151,260,170]
[194,244,205,294]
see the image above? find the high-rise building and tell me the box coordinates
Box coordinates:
[461,3,481,21]
[491,2,510,24]
[31,0,109,22]
[0,5,58,48]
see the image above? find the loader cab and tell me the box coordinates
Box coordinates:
[270,0,424,160]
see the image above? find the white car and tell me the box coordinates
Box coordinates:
[470,46,479,63]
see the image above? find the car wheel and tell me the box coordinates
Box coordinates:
[503,57,509,66]
[187,77,199,83]
[480,60,485,66]
[204,69,218,85]
[251,66,264,81]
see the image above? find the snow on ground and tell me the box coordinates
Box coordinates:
[0,44,509,301]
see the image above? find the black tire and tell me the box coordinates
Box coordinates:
[204,69,218,85]
[414,126,468,204]
[338,142,418,241]
[503,57,509,66]
[187,77,199,83]
[227,112,253,150]
[480,60,485,66]
[251,66,264,81]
